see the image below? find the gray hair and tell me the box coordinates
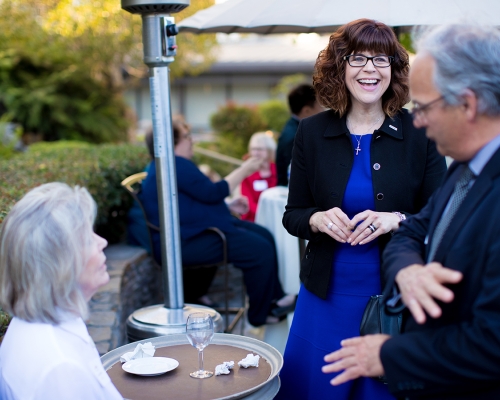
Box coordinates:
[0,182,96,324]
[414,23,500,116]
[249,132,277,162]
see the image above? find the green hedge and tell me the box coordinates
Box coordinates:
[0,141,150,241]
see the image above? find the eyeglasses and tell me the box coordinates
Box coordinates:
[409,96,445,120]
[343,54,394,68]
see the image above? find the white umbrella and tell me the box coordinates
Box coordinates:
[178,0,500,34]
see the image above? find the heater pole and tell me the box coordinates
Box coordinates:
[121,1,223,339]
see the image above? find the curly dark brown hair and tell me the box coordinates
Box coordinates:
[313,19,410,118]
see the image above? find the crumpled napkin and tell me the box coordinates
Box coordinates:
[120,342,156,363]
[215,361,234,376]
[238,354,260,368]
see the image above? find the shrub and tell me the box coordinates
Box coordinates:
[0,141,150,242]
[210,102,267,159]
[258,99,289,133]
[0,308,11,344]
[0,121,21,159]
[0,51,130,143]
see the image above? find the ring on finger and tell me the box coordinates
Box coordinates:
[368,224,377,233]
[327,222,334,230]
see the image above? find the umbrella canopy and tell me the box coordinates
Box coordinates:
[178,0,500,34]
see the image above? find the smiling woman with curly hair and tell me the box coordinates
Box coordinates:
[276,19,447,400]
[314,19,410,117]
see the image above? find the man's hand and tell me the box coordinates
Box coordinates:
[322,335,390,386]
[396,262,463,324]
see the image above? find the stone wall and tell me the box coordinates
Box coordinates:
[86,243,246,355]
[86,244,162,355]
[119,255,163,345]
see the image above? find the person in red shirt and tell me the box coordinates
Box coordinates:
[241,132,277,222]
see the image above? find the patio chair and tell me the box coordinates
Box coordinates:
[121,172,246,334]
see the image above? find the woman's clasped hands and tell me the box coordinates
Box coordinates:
[309,208,400,245]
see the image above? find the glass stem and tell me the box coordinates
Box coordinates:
[198,349,204,372]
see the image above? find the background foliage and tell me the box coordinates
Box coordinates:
[209,102,267,160]
[0,308,12,343]
[200,98,289,177]
[258,99,289,133]
[0,141,150,241]
[0,0,217,143]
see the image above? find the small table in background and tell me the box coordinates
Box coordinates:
[255,186,302,354]
[255,186,301,295]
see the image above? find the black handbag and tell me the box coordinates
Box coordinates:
[359,295,403,384]
[359,295,402,337]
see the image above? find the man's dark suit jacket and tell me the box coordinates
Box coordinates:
[381,148,500,399]
[283,109,446,299]
[276,116,299,186]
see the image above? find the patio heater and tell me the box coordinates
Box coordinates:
[121,0,223,341]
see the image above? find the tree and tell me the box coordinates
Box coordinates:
[0,0,217,142]
[39,0,217,86]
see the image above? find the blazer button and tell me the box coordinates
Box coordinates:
[373,163,381,170]
[376,193,384,200]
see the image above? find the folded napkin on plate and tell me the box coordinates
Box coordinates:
[120,342,156,363]
[215,361,234,376]
[238,354,260,368]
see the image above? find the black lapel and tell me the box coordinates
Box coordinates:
[321,113,353,209]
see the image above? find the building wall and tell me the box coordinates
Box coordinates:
[125,74,290,134]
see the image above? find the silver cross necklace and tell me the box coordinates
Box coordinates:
[347,116,382,156]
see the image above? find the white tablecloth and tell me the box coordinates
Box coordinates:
[254,186,301,354]
[255,186,301,295]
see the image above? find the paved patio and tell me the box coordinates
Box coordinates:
[86,243,273,356]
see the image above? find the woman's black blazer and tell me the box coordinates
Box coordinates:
[283,109,447,299]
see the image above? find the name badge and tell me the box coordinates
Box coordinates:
[253,180,268,192]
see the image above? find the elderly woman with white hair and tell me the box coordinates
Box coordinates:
[240,131,278,222]
[0,183,122,400]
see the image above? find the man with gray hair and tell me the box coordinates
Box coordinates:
[322,23,500,399]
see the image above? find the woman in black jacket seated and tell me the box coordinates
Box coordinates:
[128,116,295,326]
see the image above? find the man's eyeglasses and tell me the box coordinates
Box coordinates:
[409,96,445,120]
[343,54,394,68]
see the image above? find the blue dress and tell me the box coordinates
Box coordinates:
[277,134,395,400]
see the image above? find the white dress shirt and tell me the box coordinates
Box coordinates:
[0,316,122,400]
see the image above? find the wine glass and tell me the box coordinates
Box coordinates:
[186,312,214,379]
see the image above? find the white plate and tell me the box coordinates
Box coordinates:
[122,357,179,376]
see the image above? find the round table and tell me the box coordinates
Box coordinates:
[101,333,283,400]
[255,186,300,295]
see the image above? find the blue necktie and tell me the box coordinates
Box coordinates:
[427,165,475,262]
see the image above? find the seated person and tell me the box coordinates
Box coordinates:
[0,183,122,400]
[129,116,295,326]
[240,132,277,222]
